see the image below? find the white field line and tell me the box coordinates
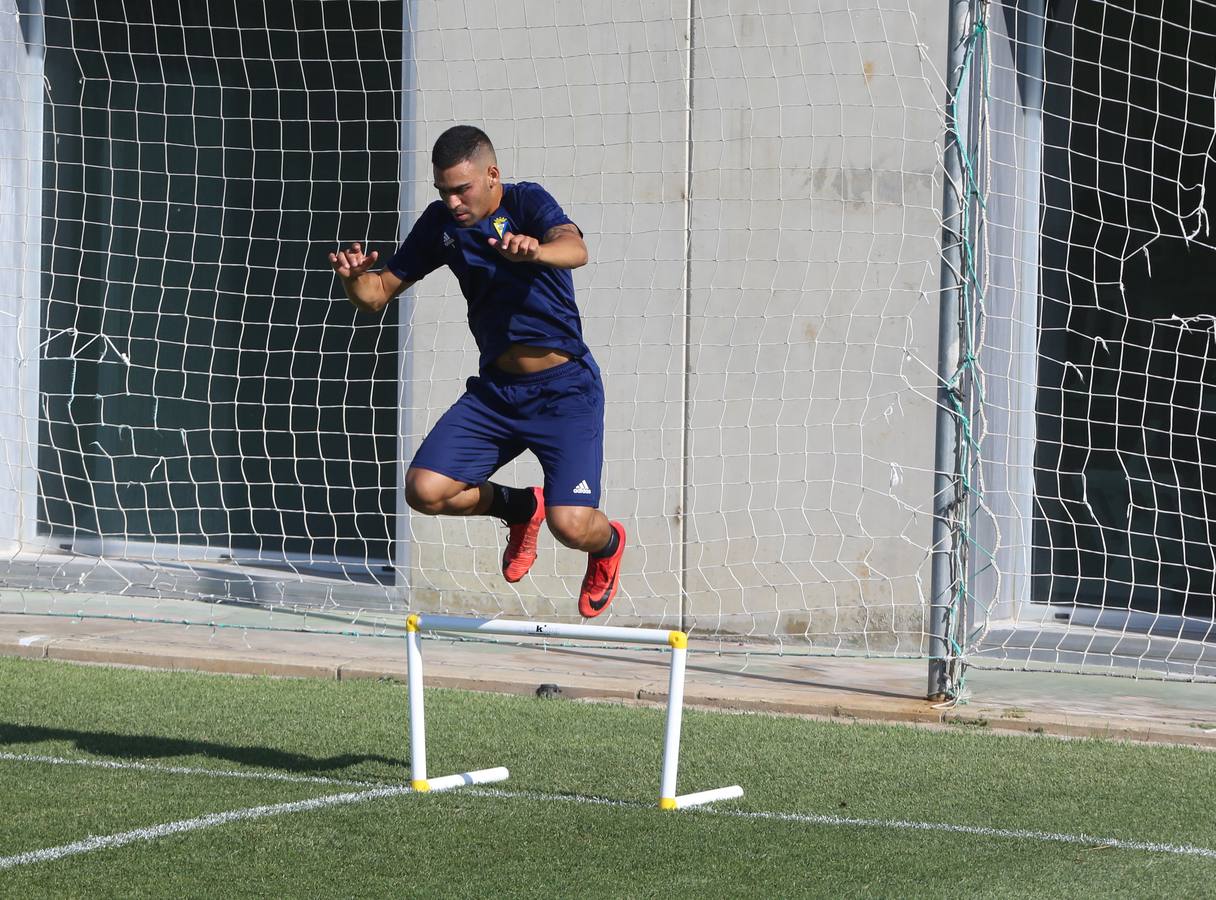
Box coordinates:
[3,753,1214,866]
[0,785,412,870]
[469,788,1216,861]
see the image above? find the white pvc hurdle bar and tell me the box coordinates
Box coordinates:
[405,614,743,810]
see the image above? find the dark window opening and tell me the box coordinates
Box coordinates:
[37,0,403,564]
[1035,0,1216,619]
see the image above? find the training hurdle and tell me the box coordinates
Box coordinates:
[405,614,744,810]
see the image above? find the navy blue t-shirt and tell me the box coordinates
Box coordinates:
[386,182,589,372]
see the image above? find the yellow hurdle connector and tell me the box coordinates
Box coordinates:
[667,630,688,649]
[411,779,430,792]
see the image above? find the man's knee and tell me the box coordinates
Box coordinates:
[546,506,595,548]
[405,469,462,515]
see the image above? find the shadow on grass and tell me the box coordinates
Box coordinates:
[0,722,408,776]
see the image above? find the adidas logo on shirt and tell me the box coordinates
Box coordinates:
[572,480,592,495]
[442,232,455,248]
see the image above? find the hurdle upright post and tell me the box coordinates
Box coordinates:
[658,630,688,809]
[405,613,510,793]
[405,614,429,791]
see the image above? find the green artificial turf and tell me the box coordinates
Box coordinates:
[1,656,1213,897]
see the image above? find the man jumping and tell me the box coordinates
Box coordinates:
[329,125,624,617]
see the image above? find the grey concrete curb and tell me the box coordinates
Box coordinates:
[4,631,1215,751]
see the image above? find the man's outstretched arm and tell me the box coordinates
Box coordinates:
[329,242,414,313]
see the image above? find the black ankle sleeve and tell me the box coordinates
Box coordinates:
[487,483,537,524]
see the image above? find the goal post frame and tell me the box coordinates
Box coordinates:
[928,0,979,701]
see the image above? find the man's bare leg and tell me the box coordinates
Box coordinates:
[404,467,493,516]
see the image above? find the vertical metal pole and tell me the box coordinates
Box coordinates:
[394,0,419,592]
[678,0,697,631]
[658,632,688,809]
[928,0,976,700]
[406,615,429,790]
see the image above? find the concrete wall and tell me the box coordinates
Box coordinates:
[402,0,947,650]
[0,0,42,551]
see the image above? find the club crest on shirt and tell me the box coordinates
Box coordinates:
[492,216,510,238]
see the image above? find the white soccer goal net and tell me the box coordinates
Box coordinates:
[961,0,1216,680]
[2,0,1213,684]
[0,0,947,658]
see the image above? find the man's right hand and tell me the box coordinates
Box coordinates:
[330,242,409,314]
[329,242,379,280]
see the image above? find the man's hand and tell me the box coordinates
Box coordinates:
[329,241,379,280]
[329,242,407,314]
[488,231,541,262]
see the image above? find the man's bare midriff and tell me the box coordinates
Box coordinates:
[494,344,574,375]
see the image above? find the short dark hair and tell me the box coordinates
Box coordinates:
[432,125,495,169]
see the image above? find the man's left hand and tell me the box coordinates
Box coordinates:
[489,231,541,262]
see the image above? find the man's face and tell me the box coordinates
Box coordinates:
[433,156,499,227]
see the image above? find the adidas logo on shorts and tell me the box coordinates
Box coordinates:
[572,480,592,495]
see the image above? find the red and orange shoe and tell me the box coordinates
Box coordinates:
[578,521,626,618]
[502,486,545,583]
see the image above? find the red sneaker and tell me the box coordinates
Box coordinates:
[502,486,545,583]
[578,521,626,618]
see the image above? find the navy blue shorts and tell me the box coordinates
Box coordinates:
[410,357,605,508]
